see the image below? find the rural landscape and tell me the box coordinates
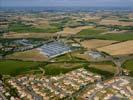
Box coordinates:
[0,2,133,100]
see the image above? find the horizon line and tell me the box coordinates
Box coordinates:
[1,6,133,8]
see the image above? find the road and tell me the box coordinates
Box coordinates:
[63,53,133,100]
[63,82,96,100]
[15,79,43,100]
[110,56,133,76]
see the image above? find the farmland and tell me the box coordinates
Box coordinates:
[81,39,117,50]
[77,28,107,37]
[95,32,133,41]
[6,49,48,61]
[123,59,133,76]
[1,6,133,100]
[97,40,133,56]
[44,63,83,76]
[89,62,117,73]
[123,59,133,71]
[76,27,133,41]
[0,60,41,76]
[99,19,133,26]
[4,32,55,38]
[9,21,63,33]
[57,26,94,36]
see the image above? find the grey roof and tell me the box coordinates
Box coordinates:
[40,41,72,58]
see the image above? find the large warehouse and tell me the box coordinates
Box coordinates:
[39,41,72,58]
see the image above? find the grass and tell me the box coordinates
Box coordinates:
[0,60,41,76]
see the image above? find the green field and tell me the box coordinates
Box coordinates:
[9,22,62,33]
[44,65,81,76]
[0,60,41,76]
[0,60,85,76]
[95,32,133,41]
[43,62,84,76]
[77,28,133,41]
[89,61,116,73]
[83,61,115,79]
[84,65,114,79]
[123,59,133,76]
[53,53,86,62]
[77,28,106,36]
[123,60,133,70]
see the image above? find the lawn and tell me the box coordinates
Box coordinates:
[0,60,41,76]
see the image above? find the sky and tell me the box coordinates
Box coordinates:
[1,0,133,7]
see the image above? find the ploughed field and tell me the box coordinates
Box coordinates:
[81,39,117,50]
[97,40,133,56]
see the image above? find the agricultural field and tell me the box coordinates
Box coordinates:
[82,15,101,21]
[95,32,133,41]
[84,64,114,79]
[77,28,107,37]
[44,62,83,76]
[123,59,133,76]
[123,60,133,71]
[97,40,133,56]
[53,51,86,62]
[53,50,101,62]
[76,27,133,41]
[57,26,93,36]
[9,21,63,33]
[89,61,117,74]
[81,39,117,50]
[99,19,133,26]
[6,49,48,61]
[0,59,86,76]
[0,60,41,76]
[3,32,55,38]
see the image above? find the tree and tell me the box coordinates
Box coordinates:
[0,74,3,80]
